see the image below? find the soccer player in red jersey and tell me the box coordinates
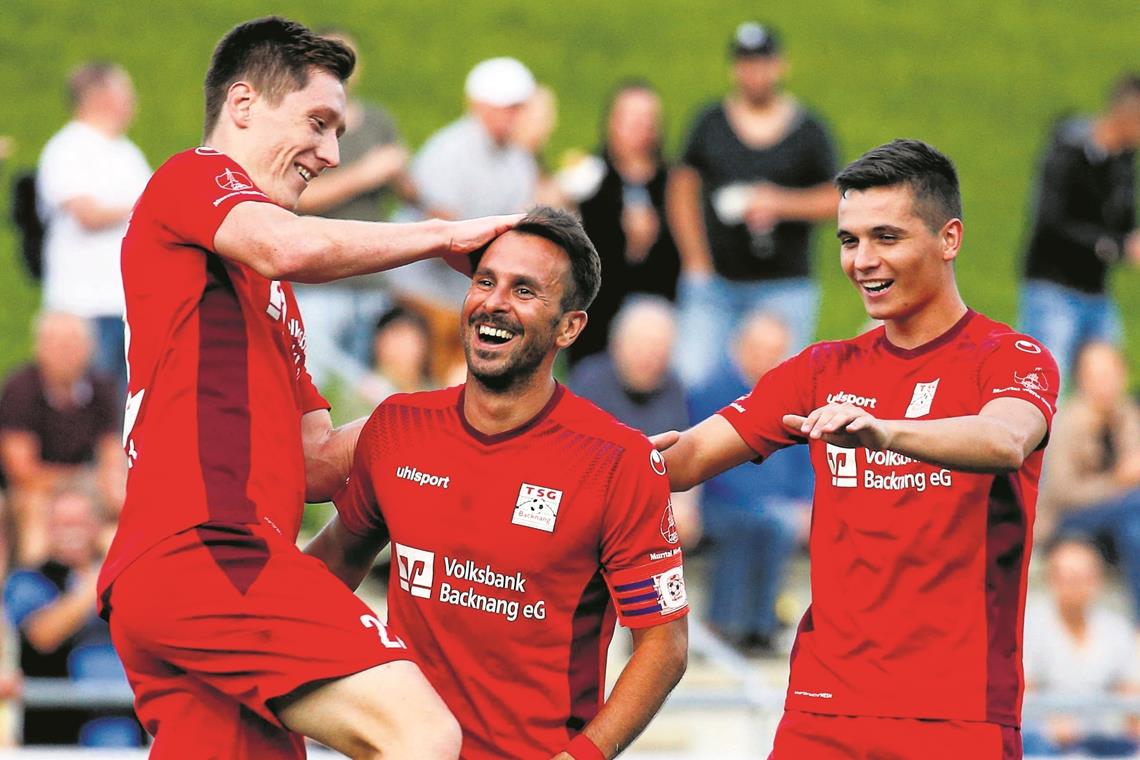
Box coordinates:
[96,17,517,760]
[307,207,690,760]
[656,140,1059,759]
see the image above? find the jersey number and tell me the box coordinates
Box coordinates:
[360,614,407,649]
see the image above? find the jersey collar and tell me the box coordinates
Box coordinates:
[457,382,566,445]
[879,308,976,359]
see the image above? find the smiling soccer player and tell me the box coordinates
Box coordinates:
[657,139,1058,760]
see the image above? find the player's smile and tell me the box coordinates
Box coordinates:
[472,319,521,351]
[858,278,895,298]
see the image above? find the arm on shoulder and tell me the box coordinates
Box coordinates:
[659,414,757,492]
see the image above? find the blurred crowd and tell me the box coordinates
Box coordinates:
[0,20,1138,754]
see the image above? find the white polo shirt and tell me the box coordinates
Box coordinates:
[37,120,151,317]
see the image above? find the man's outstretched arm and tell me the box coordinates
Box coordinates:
[552,618,688,760]
[785,396,1048,474]
[213,202,519,283]
[655,414,758,492]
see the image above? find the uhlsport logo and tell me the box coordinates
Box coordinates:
[512,483,562,533]
[826,443,857,487]
[826,390,878,409]
[395,543,435,599]
[396,465,451,489]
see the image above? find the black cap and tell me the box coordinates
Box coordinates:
[730,22,781,58]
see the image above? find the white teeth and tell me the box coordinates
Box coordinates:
[297,165,313,183]
[478,325,515,340]
[862,280,892,292]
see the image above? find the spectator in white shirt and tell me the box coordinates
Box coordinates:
[36,62,151,397]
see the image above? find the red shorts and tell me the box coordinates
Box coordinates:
[107,523,412,759]
[769,711,1021,760]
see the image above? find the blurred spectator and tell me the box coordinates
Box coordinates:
[390,57,540,379]
[294,29,416,388]
[1038,341,1140,617]
[36,62,150,395]
[1023,539,1140,757]
[0,312,125,566]
[687,311,812,654]
[1019,74,1140,382]
[513,84,568,208]
[667,22,838,387]
[563,81,681,365]
[339,306,436,421]
[568,297,699,546]
[3,483,135,745]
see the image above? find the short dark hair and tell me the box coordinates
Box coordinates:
[203,16,355,138]
[835,139,962,232]
[68,61,122,109]
[1109,73,1140,104]
[472,207,602,312]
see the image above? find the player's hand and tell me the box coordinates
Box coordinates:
[649,430,681,452]
[440,214,524,274]
[782,402,893,450]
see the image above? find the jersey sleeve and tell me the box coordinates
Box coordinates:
[716,347,813,460]
[332,410,388,539]
[600,438,689,629]
[976,334,1060,436]
[155,151,274,251]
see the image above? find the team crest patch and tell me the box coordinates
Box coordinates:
[904,379,940,419]
[512,483,563,533]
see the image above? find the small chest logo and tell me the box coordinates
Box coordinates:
[512,483,563,533]
[904,379,940,419]
[394,543,435,599]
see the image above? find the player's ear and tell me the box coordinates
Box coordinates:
[555,310,588,349]
[225,81,257,130]
[940,218,963,263]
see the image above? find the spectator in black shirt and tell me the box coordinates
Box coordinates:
[1019,74,1140,382]
[666,22,838,387]
[568,81,680,364]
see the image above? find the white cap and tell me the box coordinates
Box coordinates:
[464,57,536,107]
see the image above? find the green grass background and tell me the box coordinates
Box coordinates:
[1,0,1138,383]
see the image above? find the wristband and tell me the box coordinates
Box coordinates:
[565,732,605,760]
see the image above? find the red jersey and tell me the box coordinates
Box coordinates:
[99,148,328,600]
[335,384,688,759]
[720,310,1058,727]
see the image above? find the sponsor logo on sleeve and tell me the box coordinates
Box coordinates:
[266,280,287,321]
[825,443,858,487]
[216,168,252,191]
[1015,339,1042,354]
[660,500,680,544]
[904,378,940,419]
[1014,368,1049,393]
[211,167,268,207]
[728,392,751,414]
[394,543,435,599]
[511,483,562,533]
[653,566,688,613]
[649,449,667,476]
[195,146,222,156]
